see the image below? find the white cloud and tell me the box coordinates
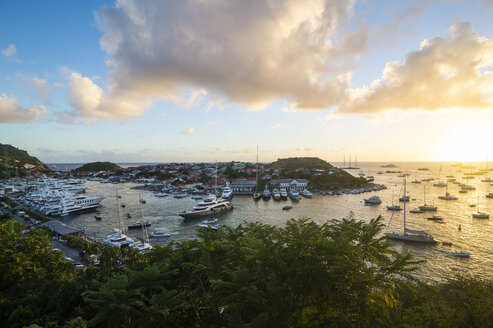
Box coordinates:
[180,127,195,135]
[271,124,281,129]
[17,74,53,104]
[62,67,151,122]
[339,23,493,114]
[1,44,16,57]
[94,0,364,116]
[157,112,167,117]
[0,94,46,123]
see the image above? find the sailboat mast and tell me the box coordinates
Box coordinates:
[403,179,407,230]
[215,160,218,194]
[255,146,259,193]
[116,189,123,235]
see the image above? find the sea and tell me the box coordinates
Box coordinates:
[48,162,493,283]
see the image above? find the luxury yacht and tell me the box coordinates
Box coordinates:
[128,221,152,229]
[104,229,134,248]
[179,196,233,219]
[300,190,313,198]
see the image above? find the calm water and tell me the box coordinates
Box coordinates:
[57,162,493,282]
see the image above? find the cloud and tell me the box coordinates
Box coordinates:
[0,94,46,123]
[62,67,152,122]
[16,74,53,104]
[1,44,17,58]
[94,0,364,116]
[271,124,281,129]
[157,112,167,117]
[180,127,195,135]
[338,22,493,114]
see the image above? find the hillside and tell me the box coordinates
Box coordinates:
[267,157,334,170]
[74,161,121,172]
[0,143,50,174]
[268,157,368,190]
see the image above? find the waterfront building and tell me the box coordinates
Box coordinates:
[231,178,257,194]
[269,179,309,191]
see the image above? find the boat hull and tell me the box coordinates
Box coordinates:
[179,204,233,219]
[385,232,436,243]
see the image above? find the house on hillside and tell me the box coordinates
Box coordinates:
[269,179,309,191]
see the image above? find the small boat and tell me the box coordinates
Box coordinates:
[94,215,102,220]
[399,195,410,202]
[155,193,168,197]
[126,213,131,219]
[128,221,152,229]
[191,195,203,200]
[150,231,171,238]
[409,209,423,214]
[282,205,293,210]
[253,192,262,201]
[473,212,489,219]
[459,189,468,193]
[300,190,313,198]
[140,198,146,204]
[121,204,126,208]
[364,195,381,205]
[448,252,471,258]
[442,241,452,246]
[469,204,476,207]
[202,218,218,224]
[387,205,402,211]
[174,193,188,198]
[427,215,444,221]
[280,189,288,200]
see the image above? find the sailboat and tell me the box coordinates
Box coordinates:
[130,197,153,251]
[387,190,402,211]
[253,147,262,201]
[385,179,436,243]
[411,171,421,184]
[419,185,437,211]
[433,166,447,187]
[438,182,458,200]
[486,183,493,198]
[472,196,489,219]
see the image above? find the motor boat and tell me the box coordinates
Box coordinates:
[364,195,381,205]
[150,231,171,238]
[262,186,271,200]
[289,190,299,201]
[272,189,281,200]
[179,196,233,219]
[128,221,152,229]
[221,185,233,200]
[280,189,288,200]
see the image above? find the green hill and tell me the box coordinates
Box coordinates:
[268,157,369,190]
[74,161,121,172]
[268,157,334,170]
[0,143,50,178]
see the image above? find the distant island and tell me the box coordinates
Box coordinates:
[0,143,50,179]
[73,161,121,173]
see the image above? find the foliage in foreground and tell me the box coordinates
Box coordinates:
[1,218,493,327]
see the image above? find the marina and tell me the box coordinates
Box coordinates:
[3,161,493,282]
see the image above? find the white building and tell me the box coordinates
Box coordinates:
[269,179,309,191]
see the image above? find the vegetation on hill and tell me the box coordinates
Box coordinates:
[2,216,492,327]
[268,157,369,190]
[74,161,121,172]
[0,143,49,179]
[267,157,334,170]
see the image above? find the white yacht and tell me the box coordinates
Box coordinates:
[104,228,134,248]
[150,231,171,238]
[280,189,288,200]
[179,196,233,219]
[364,195,381,205]
[221,184,233,200]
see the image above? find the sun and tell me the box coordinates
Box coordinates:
[434,122,492,162]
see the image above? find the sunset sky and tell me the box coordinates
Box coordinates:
[1,0,492,163]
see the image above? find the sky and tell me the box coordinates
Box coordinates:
[1,0,493,163]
